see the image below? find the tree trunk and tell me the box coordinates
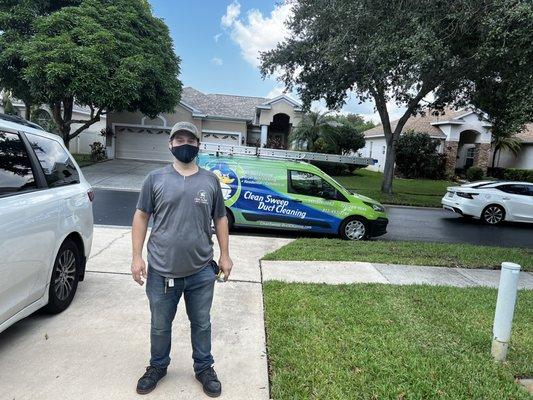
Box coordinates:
[24,101,31,121]
[491,145,499,168]
[381,136,396,194]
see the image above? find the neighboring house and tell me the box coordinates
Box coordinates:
[495,123,533,170]
[361,108,495,174]
[105,87,303,162]
[2,100,106,155]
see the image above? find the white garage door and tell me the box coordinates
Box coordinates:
[115,126,173,162]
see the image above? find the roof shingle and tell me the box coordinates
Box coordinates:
[180,87,268,120]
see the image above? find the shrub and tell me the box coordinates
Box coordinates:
[395,131,445,179]
[503,168,533,182]
[90,141,107,162]
[466,166,484,182]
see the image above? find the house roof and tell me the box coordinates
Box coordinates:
[363,107,470,139]
[180,87,268,121]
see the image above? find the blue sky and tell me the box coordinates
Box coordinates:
[148,1,392,122]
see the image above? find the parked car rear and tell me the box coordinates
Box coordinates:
[442,181,533,225]
[0,119,93,333]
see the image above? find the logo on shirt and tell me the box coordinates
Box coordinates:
[195,190,208,204]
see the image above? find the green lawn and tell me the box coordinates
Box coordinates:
[264,282,533,399]
[333,169,454,207]
[263,238,533,272]
[72,153,95,168]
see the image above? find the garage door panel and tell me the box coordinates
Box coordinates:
[115,127,173,162]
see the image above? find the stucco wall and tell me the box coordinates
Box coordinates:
[258,101,302,126]
[108,105,201,133]
[447,113,492,144]
[496,145,533,169]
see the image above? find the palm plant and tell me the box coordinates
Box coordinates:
[289,111,332,151]
[492,133,522,167]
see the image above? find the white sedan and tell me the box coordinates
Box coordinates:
[442,181,533,225]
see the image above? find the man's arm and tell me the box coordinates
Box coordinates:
[214,216,233,281]
[131,209,150,285]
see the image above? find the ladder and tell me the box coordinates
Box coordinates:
[200,142,375,166]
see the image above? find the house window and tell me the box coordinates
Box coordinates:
[465,147,475,168]
[382,146,385,155]
[369,141,373,158]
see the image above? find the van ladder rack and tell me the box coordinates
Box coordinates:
[200,142,375,166]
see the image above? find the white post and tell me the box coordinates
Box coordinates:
[491,262,521,362]
[260,125,268,148]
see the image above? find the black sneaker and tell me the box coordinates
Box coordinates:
[136,366,167,395]
[195,366,222,397]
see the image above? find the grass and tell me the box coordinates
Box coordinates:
[72,153,95,168]
[263,238,533,272]
[333,169,454,207]
[264,282,533,399]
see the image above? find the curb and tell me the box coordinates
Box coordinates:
[383,204,443,211]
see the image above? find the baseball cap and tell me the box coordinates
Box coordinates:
[169,121,200,141]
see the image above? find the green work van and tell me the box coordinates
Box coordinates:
[198,154,388,240]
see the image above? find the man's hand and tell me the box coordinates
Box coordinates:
[131,256,147,285]
[218,254,233,281]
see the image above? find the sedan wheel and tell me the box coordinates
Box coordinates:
[482,205,505,225]
[341,218,367,240]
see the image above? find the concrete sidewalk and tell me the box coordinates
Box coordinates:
[261,260,533,289]
[0,226,291,400]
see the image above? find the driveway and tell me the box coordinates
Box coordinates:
[83,159,167,191]
[0,226,292,400]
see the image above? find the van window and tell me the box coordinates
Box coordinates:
[288,170,347,201]
[0,131,37,195]
[26,133,80,188]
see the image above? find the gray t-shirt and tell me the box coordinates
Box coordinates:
[136,165,226,278]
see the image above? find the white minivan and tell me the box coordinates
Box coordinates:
[0,118,93,333]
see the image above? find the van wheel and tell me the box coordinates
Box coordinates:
[225,208,235,231]
[481,205,505,225]
[44,240,80,314]
[340,217,368,241]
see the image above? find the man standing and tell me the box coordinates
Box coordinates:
[131,121,233,397]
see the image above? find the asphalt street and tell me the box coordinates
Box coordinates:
[93,189,533,249]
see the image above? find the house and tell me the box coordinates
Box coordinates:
[361,108,496,174]
[0,99,106,155]
[105,87,304,162]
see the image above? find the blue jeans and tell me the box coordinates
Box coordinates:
[146,264,216,373]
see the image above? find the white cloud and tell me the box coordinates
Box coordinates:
[221,1,241,28]
[211,57,223,66]
[221,1,292,68]
[266,86,286,99]
[214,33,222,43]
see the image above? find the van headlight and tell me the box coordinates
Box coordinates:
[364,201,385,212]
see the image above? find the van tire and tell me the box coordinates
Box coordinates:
[225,208,235,231]
[44,240,80,314]
[339,217,368,241]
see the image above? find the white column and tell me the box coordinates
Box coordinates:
[260,125,268,148]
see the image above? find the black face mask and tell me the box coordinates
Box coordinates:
[170,144,199,163]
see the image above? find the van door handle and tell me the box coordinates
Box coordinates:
[293,199,302,203]
[502,197,510,200]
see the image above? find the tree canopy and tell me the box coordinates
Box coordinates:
[0,1,82,118]
[261,0,532,193]
[1,0,182,145]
